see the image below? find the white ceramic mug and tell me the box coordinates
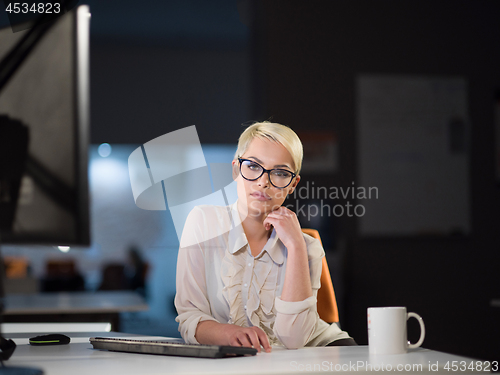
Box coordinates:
[367,306,425,355]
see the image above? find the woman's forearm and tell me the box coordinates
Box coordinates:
[195,320,228,345]
[280,242,313,302]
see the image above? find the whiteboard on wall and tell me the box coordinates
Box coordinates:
[356,75,470,236]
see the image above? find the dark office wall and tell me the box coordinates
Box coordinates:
[258,1,500,360]
[90,40,251,145]
[86,0,253,145]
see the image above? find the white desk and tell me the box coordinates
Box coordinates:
[4,333,492,375]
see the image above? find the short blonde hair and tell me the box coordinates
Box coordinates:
[234,122,303,174]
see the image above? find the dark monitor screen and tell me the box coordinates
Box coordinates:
[0,6,91,246]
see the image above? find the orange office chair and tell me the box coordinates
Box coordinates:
[301,228,339,324]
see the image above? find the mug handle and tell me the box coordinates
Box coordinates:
[407,312,425,349]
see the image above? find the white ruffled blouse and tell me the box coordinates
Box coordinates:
[174,202,350,349]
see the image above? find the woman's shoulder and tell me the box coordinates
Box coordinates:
[184,204,234,233]
[180,204,233,248]
[187,204,232,222]
[301,231,325,260]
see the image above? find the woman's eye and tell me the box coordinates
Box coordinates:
[272,170,291,178]
[248,163,260,170]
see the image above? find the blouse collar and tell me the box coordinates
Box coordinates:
[227,201,285,265]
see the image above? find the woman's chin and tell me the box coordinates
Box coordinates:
[247,199,278,215]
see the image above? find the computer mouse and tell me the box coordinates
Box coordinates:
[29,334,71,346]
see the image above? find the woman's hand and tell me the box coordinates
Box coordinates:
[263,206,313,303]
[196,321,272,353]
[224,325,272,353]
[263,206,306,251]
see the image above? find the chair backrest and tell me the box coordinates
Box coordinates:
[301,228,339,324]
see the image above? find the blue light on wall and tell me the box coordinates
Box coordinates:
[98,143,112,158]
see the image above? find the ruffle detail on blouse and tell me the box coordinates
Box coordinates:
[247,254,280,344]
[220,247,246,326]
[220,247,281,345]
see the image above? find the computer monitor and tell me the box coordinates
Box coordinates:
[0,5,91,246]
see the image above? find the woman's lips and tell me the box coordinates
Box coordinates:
[250,191,271,201]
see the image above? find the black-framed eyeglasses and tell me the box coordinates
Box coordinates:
[238,158,296,188]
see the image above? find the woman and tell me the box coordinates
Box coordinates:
[175,122,354,352]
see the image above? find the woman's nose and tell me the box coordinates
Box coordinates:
[257,171,270,187]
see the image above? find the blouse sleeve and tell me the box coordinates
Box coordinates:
[174,207,218,344]
[272,234,324,349]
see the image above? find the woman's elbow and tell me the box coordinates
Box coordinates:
[281,336,308,350]
[274,321,315,349]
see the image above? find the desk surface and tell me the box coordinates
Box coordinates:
[5,333,490,375]
[4,291,148,315]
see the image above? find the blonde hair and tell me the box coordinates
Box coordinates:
[234,122,303,174]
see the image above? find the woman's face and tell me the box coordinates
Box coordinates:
[232,137,300,218]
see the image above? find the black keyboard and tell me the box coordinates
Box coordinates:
[89,337,258,358]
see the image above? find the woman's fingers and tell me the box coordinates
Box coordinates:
[246,330,263,353]
[235,333,255,351]
[263,207,286,229]
[255,327,272,353]
[229,327,272,353]
[264,207,296,229]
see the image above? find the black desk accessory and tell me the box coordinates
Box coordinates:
[29,334,70,346]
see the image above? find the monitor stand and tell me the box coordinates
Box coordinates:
[0,242,43,375]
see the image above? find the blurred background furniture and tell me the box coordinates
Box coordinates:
[41,259,85,292]
[3,290,148,331]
